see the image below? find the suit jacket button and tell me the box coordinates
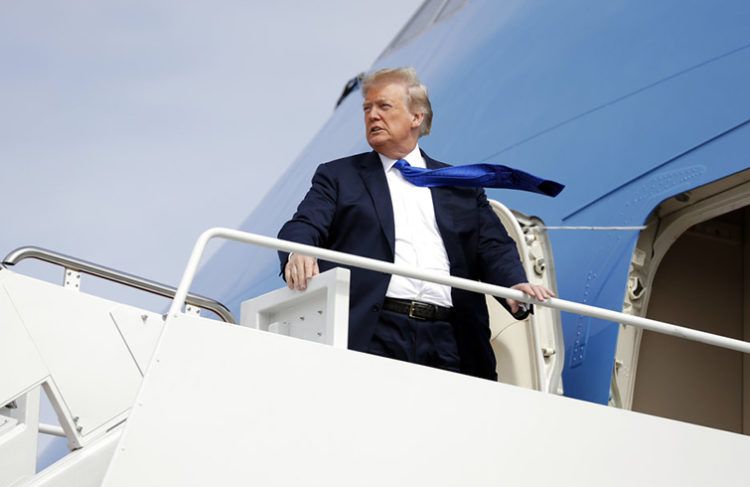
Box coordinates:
[371,305,379,312]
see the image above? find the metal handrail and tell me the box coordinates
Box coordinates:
[39,423,66,438]
[169,228,750,355]
[2,246,235,324]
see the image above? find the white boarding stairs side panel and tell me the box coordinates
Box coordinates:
[103,313,750,486]
[240,267,350,348]
[0,268,165,487]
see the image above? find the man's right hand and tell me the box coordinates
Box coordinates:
[284,253,319,291]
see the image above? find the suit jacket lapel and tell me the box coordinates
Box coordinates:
[358,151,395,257]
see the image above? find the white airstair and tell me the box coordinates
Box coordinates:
[0,247,233,487]
[3,216,750,485]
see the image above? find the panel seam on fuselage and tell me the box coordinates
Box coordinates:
[481,41,750,162]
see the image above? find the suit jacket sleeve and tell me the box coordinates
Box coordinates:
[475,188,531,318]
[277,163,337,276]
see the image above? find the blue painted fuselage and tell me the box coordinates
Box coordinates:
[196,0,750,404]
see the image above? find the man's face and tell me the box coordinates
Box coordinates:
[363,82,423,159]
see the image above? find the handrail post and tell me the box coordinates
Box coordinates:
[168,228,218,318]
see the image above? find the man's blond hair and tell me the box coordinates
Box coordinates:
[361,67,433,137]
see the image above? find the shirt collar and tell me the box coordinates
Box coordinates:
[378,144,425,172]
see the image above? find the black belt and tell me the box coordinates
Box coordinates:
[382,297,453,321]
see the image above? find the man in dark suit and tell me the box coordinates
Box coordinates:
[278,67,552,380]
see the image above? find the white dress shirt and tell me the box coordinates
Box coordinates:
[379,145,453,307]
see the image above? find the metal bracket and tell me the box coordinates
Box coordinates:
[63,267,81,291]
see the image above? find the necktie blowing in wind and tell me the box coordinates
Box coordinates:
[393,159,565,197]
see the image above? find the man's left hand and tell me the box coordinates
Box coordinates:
[507,283,555,315]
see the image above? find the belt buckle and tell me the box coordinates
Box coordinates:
[408,301,431,321]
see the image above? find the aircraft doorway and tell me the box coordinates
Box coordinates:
[632,207,749,433]
[613,170,750,434]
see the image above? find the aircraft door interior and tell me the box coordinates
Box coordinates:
[615,169,750,434]
[486,201,565,394]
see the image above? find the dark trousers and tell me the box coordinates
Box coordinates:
[366,309,460,373]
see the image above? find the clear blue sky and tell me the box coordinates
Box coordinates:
[0,0,422,284]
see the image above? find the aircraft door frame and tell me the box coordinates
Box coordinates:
[487,200,565,394]
[613,170,750,411]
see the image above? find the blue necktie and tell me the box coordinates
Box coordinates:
[393,159,564,197]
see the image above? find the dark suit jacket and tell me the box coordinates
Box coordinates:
[278,150,527,380]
